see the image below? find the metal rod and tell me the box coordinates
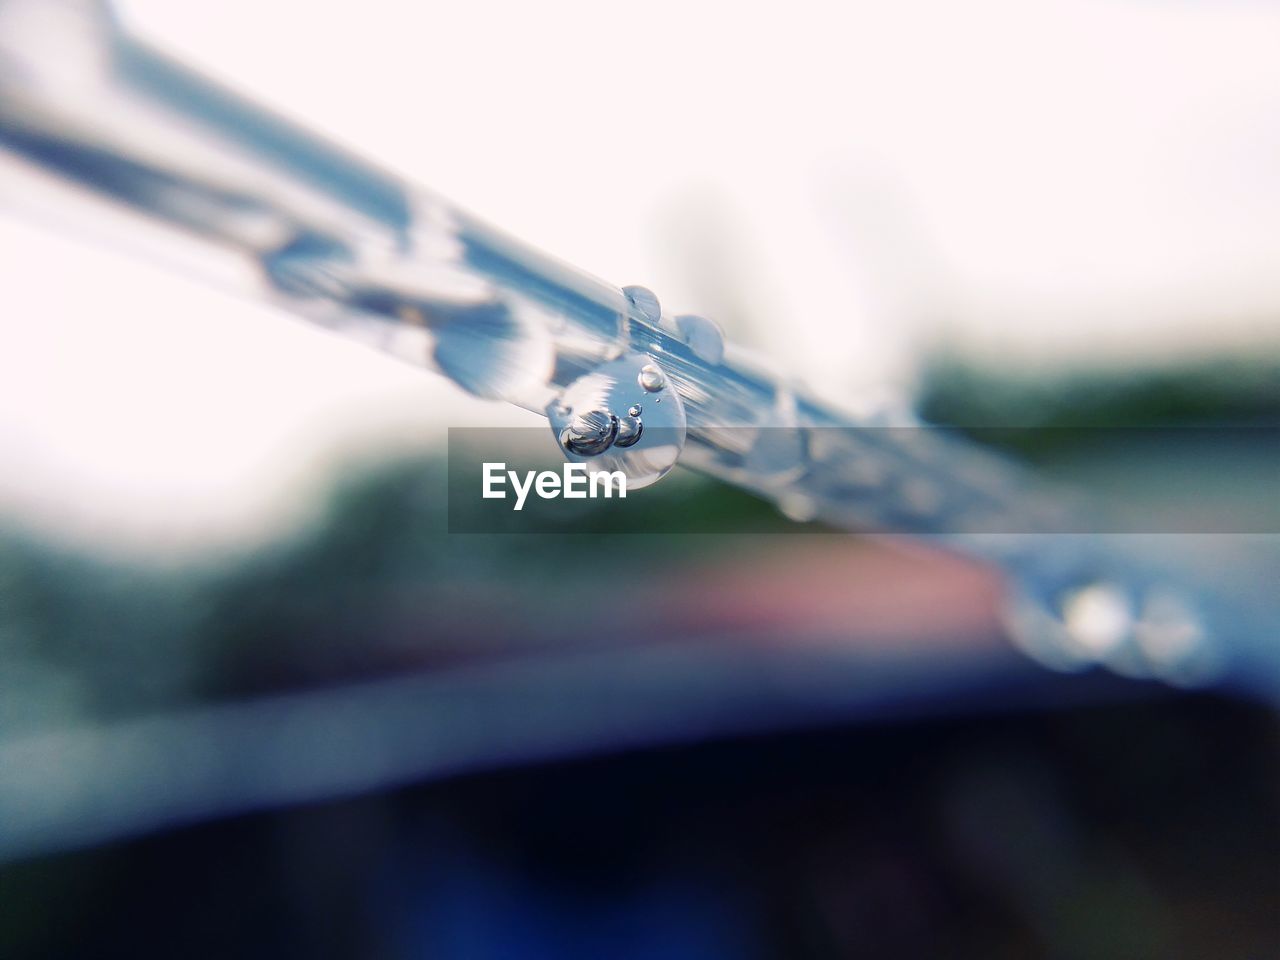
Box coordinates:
[1,0,1274,697]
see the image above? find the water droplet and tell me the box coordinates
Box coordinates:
[1133,588,1217,685]
[638,363,666,392]
[742,385,806,486]
[628,404,642,417]
[622,285,662,324]
[745,429,807,487]
[779,492,818,523]
[1061,582,1132,657]
[670,313,726,364]
[845,455,887,489]
[1004,570,1167,678]
[559,409,619,456]
[614,416,643,448]
[548,352,687,488]
[1003,585,1080,672]
[898,477,943,517]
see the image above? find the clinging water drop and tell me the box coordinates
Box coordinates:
[622,285,663,325]
[547,354,685,488]
[669,313,726,365]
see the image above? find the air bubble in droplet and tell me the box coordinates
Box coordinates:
[559,409,618,456]
[622,285,663,325]
[638,363,666,392]
[670,313,726,364]
[547,353,686,488]
[614,416,643,448]
[628,404,642,417]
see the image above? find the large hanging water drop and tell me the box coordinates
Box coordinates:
[547,353,686,488]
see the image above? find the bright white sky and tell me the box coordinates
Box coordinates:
[1,0,1278,551]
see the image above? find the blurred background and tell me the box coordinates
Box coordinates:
[0,1,1277,957]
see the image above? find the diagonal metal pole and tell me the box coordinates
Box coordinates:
[1,0,1275,696]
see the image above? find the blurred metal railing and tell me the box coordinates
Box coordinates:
[1,0,1276,697]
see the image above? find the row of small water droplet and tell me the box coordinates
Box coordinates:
[1004,576,1216,686]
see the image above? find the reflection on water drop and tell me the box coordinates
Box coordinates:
[670,313,726,364]
[638,363,666,392]
[547,353,686,488]
[559,409,619,456]
[614,416,643,448]
[1062,582,1132,657]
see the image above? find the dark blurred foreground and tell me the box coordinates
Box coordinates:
[3,694,1276,959]
[1,360,1276,957]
